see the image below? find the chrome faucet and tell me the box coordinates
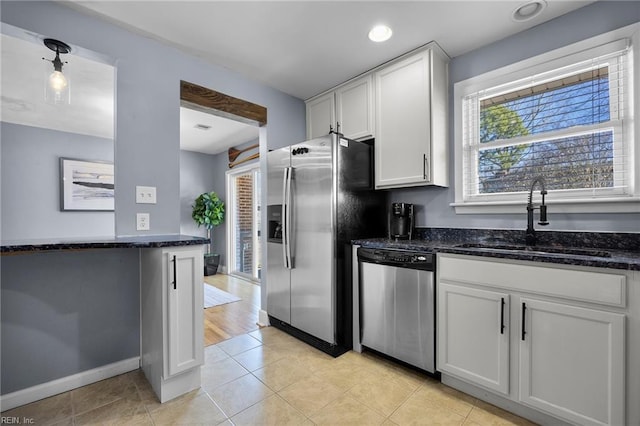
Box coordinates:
[526,176,549,246]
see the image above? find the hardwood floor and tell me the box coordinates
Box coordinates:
[203,273,261,346]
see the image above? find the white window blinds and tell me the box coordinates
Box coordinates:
[461,40,631,203]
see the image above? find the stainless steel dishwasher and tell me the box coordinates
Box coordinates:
[357,247,435,373]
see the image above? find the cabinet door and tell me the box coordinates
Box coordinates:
[519,298,624,426]
[374,50,431,189]
[335,75,374,140]
[306,92,335,139]
[165,249,204,378]
[438,282,510,394]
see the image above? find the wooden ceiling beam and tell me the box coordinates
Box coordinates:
[180,80,267,126]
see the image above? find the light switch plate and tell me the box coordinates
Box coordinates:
[136,186,157,204]
[136,213,150,231]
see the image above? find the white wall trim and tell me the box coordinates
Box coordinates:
[225,162,260,280]
[452,198,640,214]
[0,357,140,411]
[257,309,270,327]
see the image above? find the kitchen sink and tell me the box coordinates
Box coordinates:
[454,243,612,258]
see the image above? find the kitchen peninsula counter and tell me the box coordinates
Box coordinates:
[1,234,208,409]
[1,234,208,253]
[353,228,640,271]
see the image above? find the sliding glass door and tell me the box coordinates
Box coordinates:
[226,163,261,282]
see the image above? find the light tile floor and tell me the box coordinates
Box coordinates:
[2,327,536,425]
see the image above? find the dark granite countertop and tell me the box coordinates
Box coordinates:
[1,234,209,253]
[353,228,640,271]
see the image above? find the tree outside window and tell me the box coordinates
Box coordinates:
[477,72,614,194]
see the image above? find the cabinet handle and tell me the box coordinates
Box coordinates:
[423,154,429,181]
[521,302,527,341]
[500,297,505,334]
[172,255,177,290]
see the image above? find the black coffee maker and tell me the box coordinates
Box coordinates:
[388,203,414,240]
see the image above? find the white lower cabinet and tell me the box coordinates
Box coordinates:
[519,297,624,426]
[437,254,627,426]
[438,282,510,395]
[141,246,204,403]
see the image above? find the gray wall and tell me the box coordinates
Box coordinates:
[388,1,640,233]
[180,139,260,271]
[180,150,223,259]
[0,0,304,395]
[1,123,114,240]
[1,249,139,394]
[0,1,305,238]
[180,139,258,272]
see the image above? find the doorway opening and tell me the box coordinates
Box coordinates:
[227,163,261,282]
[179,80,267,346]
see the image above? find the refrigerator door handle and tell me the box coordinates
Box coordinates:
[281,167,289,269]
[285,166,294,269]
[282,167,293,269]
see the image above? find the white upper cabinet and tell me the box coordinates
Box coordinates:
[335,75,374,141]
[306,74,374,141]
[306,42,449,188]
[374,45,449,189]
[306,92,335,139]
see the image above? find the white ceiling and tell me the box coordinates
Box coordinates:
[2,1,596,155]
[180,107,259,155]
[65,0,595,100]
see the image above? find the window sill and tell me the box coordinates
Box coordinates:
[451,197,640,214]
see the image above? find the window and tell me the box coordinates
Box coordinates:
[454,31,638,214]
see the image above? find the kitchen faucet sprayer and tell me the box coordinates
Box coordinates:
[526,176,549,245]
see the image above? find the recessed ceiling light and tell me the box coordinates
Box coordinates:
[512,0,547,22]
[368,25,392,43]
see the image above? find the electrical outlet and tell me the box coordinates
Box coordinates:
[136,213,150,231]
[136,186,157,204]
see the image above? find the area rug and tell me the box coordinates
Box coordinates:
[204,283,241,309]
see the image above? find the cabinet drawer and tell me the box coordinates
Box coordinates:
[438,255,626,307]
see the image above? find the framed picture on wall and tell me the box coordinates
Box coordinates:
[60,158,114,211]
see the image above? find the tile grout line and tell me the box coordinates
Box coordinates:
[381,378,425,423]
[203,390,233,424]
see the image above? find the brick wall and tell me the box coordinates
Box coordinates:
[235,174,253,274]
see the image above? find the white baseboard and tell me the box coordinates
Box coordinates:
[257,309,270,327]
[0,357,140,411]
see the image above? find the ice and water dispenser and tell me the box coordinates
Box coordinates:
[267,205,282,243]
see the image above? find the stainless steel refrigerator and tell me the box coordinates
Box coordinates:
[266,132,385,356]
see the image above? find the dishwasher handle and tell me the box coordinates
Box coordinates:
[357,248,434,271]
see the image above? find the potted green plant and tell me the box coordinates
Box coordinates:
[192,191,225,276]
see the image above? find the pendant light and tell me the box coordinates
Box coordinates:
[42,38,71,105]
